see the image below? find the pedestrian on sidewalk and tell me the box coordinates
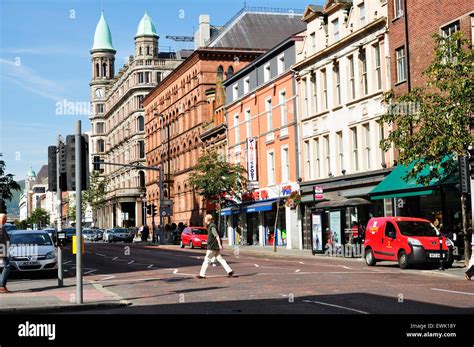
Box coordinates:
[0,211,11,293]
[142,224,149,242]
[196,214,234,279]
[464,230,474,281]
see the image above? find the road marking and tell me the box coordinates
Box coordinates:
[63,261,72,264]
[84,269,98,275]
[95,253,107,257]
[112,257,118,260]
[128,261,135,264]
[100,275,116,281]
[147,265,154,269]
[295,269,301,273]
[173,269,178,274]
[341,266,352,270]
[431,288,474,296]
[302,299,369,314]
[299,261,305,265]
[254,264,260,267]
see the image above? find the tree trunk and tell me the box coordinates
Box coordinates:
[461,194,471,266]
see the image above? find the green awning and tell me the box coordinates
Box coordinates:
[370,156,456,200]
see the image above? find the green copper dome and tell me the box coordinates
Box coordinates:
[27,167,36,178]
[135,12,158,38]
[92,11,115,51]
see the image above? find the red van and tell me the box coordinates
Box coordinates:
[364,217,453,269]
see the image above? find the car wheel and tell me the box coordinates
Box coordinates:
[180,241,185,248]
[190,241,194,249]
[398,250,409,269]
[365,248,376,266]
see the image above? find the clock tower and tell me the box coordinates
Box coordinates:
[90,11,115,173]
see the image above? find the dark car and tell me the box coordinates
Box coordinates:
[4,223,18,235]
[62,228,77,244]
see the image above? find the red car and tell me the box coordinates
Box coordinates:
[364,217,453,269]
[180,227,208,249]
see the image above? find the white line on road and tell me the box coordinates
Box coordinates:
[254,264,260,267]
[341,266,352,270]
[431,288,474,296]
[147,265,154,269]
[84,269,98,275]
[302,299,369,314]
[128,261,135,264]
[295,269,301,273]
[112,257,118,260]
[99,275,116,281]
[173,269,178,274]
[95,253,107,257]
[63,261,72,264]
[299,262,305,265]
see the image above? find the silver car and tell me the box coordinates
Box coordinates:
[83,229,97,242]
[8,230,58,273]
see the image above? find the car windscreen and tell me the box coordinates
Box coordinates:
[4,224,17,231]
[192,228,207,235]
[396,221,439,237]
[64,229,76,235]
[11,233,53,246]
[113,229,127,233]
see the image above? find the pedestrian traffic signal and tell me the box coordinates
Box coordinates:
[65,134,90,191]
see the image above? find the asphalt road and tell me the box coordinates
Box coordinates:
[42,241,474,314]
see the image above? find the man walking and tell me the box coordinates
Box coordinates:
[197,214,234,279]
[0,211,11,293]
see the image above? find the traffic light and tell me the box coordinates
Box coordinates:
[93,155,103,172]
[151,204,156,216]
[65,134,90,191]
[48,144,67,192]
[469,148,474,179]
[146,204,152,215]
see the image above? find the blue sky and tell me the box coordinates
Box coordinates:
[0,0,323,180]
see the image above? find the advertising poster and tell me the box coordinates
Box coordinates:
[329,211,342,248]
[312,213,323,252]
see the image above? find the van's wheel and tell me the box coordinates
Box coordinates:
[365,248,376,266]
[180,241,185,248]
[398,250,409,269]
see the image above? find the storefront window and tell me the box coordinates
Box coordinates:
[264,209,286,246]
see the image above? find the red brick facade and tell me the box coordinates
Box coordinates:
[388,0,473,95]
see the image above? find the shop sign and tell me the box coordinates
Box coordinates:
[247,137,258,183]
[281,185,293,196]
[314,186,324,200]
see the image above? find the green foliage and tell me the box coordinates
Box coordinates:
[188,151,247,206]
[68,172,108,221]
[28,208,51,228]
[0,160,21,212]
[380,32,474,185]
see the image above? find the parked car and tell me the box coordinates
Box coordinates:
[105,228,133,243]
[42,228,57,243]
[4,223,17,235]
[8,230,57,274]
[95,229,104,241]
[83,229,98,242]
[364,217,453,269]
[180,227,208,249]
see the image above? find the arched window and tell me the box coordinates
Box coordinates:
[138,116,145,132]
[217,65,224,80]
[146,46,150,55]
[226,66,234,79]
[102,63,107,77]
[95,63,100,77]
[139,46,142,55]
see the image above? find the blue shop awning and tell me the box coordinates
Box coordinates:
[244,200,276,213]
[220,206,240,216]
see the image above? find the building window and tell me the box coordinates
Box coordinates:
[394,0,403,18]
[157,72,162,83]
[360,48,368,95]
[321,69,328,110]
[374,43,382,90]
[217,66,224,80]
[226,66,234,79]
[324,135,331,176]
[313,137,321,178]
[332,18,339,42]
[234,114,240,144]
[232,83,239,100]
[336,131,343,173]
[267,151,275,185]
[138,72,144,84]
[139,141,145,159]
[378,120,386,167]
[311,32,316,50]
[348,55,356,99]
[243,76,250,94]
[282,147,289,183]
[96,103,104,114]
[97,139,105,153]
[277,53,285,75]
[311,73,318,114]
[264,62,271,82]
[359,2,366,27]
[265,98,272,131]
[303,77,309,117]
[138,116,145,132]
[363,123,371,170]
[304,140,311,179]
[137,95,145,108]
[441,21,460,62]
[245,109,251,138]
[351,127,359,172]
[279,90,287,126]
[396,47,407,83]
[334,62,341,106]
[96,122,105,134]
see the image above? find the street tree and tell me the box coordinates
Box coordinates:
[188,151,247,228]
[28,208,51,228]
[0,160,21,213]
[82,171,109,225]
[380,32,474,263]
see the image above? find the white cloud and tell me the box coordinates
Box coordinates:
[0,58,67,102]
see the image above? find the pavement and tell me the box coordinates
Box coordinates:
[1,241,472,314]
